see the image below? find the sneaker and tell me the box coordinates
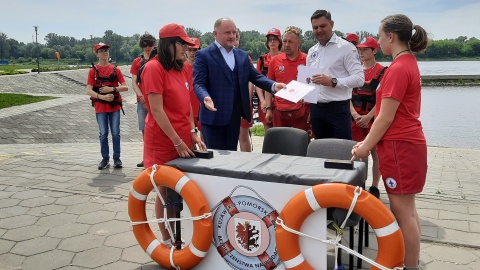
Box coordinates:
[137,161,144,167]
[113,158,123,169]
[368,186,380,199]
[98,158,110,170]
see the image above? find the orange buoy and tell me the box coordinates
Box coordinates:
[276,183,404,270]
[128,165,212,269]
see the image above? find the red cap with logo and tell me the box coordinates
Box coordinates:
[189,38,200,49]
[159,23,195,46]
[265,28,282,50]
[266,28,281,37]
[357,37,379,50]
[345,33,359,44]
[94,42,110,52]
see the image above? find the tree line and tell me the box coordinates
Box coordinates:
[0,28,479,65]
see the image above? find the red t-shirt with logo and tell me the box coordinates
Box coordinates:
[375,54,426,144]
[267,52,307,111]
[141,57,193,165]
[87,64,125,113]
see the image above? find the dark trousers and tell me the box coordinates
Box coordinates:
[202,102,242,151]
[310,100,352,140]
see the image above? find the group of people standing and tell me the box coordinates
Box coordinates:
[85,9,428,270]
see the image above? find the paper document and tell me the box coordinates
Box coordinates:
[297,65,321,103]
[274,80,315,103]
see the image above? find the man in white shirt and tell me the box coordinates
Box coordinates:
[307,10,364,139]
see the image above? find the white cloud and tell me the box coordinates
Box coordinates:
[2,0,478,44]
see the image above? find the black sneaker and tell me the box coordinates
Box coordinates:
[368,186,380,199]
[113,158,123,169]
[98,158,110,170]
[137,161,144,167]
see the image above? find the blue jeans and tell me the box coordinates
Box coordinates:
[96,110,121,159]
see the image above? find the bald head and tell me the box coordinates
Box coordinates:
[213,18,237,51]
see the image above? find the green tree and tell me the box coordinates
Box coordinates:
[186,27,202,38]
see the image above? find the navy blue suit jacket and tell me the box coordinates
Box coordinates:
[194,43,275,126]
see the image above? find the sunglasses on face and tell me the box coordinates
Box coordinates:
[175,41,189,49]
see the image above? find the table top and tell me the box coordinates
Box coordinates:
[167,150,366,187]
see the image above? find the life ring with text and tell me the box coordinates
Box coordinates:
[276,183,404,270]
[213,195,280,270]
[128,165,213,269]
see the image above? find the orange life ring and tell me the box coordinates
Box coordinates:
[276,183,404,270]
[128,165,213,269]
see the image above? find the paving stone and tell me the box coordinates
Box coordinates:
[58,233,106,252]
[55,194,92,206]
[89,219,131,236]
[21,249,74,270]
[35,213,78,227]
[65,202,103,215]
[423,244,478,264]
[18,195,56,207]
[0,239,15,254]
[76,210,116,225]
[2,225,48,242]
[26,203,67,216]
[0,253,25,269]
[122,245,154,264]
[10,236,60,256]
[71,246,121,268]
[46,222,91,239]
[10,189,47,200]
[0,205,29,219]
[0,215,38,230]
[104,231,137,248]
[100,261,142,270]
[0,198,20,208]
[0,190,14,199]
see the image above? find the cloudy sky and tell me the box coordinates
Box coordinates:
[2,0,479,44]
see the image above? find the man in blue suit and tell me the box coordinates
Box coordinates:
[194,18,286,150]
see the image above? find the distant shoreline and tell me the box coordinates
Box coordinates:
[422,75,480,86]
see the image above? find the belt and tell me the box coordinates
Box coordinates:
[315,100,350,107]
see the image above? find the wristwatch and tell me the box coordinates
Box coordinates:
[331,78,338,88]
[191,128,198,133]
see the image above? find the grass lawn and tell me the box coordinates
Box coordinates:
[0,93,58,109]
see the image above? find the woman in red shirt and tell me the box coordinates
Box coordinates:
[141,23,206,246]
[352,14,429,270]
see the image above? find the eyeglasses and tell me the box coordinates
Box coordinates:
[176,42,189,49]
[97,49,109,53]
[284,27,300,36]
[268,38,279,43]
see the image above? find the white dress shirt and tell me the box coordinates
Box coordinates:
[307,34,364,103]
[215,40,235,70]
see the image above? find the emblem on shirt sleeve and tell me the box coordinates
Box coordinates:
[279,66,285,72]
[311,51,318,59]
[185,82,190,90]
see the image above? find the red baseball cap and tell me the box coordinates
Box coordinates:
[94,42,110,52]
[159,23,195,46]
[265,28,282,50]
[345,33,359,44]
[266,28,281,37]
[189,38,200,49]
[357,37,379,50]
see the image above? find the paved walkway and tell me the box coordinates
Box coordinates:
[0,69,479,269]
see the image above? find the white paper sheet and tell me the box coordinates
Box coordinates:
[297,65,321,103]
[274,80,315,103]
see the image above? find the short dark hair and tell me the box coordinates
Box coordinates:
[157,37,184,71]
[139,33,156,48]
[311,10,331,21]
